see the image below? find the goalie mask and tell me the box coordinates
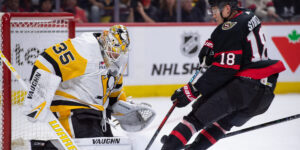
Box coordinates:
[100,25,130,76]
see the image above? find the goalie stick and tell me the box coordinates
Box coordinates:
[0,50,80,150]
[183,114,300,149]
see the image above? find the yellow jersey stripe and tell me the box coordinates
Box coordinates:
[50,105,91,112]
[55,90,80,100]
[34,60,52,73]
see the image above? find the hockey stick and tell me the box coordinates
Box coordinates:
[0,50,80,150]
[145,101,178,150]
[183,114,300,149]
[145,66,205,150]
[224,113,300,138]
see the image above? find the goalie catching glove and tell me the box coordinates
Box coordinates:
[111,99,156,132]
[22,69,61,122]
[171,82,201,108]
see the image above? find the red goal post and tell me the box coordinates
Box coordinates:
[0,12,75,150]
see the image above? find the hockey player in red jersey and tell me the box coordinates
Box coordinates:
[161,0,286,149]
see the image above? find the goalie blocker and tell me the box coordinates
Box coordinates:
[23,69,61,122]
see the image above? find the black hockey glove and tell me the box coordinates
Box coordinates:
[198,40,214,66]
[171,82,201,108]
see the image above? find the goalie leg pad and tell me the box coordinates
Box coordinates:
[112,100,156,132]
[30,140,59,150]
[23,69,61,122]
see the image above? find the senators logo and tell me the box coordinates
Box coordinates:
[222,21,237,30]
[272,30,300,72]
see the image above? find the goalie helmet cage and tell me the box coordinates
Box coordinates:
[0,12,75,150]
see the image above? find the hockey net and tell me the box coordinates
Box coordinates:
[0,13,75,150]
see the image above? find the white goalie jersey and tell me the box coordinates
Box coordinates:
[28,32,155,135]
[32,32,124,111]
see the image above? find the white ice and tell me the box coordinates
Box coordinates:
[112,94,300,150]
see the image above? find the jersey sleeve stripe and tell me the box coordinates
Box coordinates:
[214,50,243,58]
[212,62,240,70]
[37,55,56,74]
[50,104,91,112]
[29,65,38,81]
[51,100,90,107]
[34,60,52,73]
[55,90,80,101]
[40,52,62,78]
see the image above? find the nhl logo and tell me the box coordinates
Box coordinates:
[180,32,201,57]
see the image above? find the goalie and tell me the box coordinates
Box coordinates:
[23,25,155,146]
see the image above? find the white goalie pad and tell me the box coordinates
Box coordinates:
[43,137,132,150]
[112,100,156,132]
[22,69,61,122]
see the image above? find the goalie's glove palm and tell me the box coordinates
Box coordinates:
[171,82,200,108]
[112,100,156,132]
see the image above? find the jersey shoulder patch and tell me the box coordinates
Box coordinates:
[222,21,237,30]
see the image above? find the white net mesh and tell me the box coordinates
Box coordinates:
[0,13,73,149]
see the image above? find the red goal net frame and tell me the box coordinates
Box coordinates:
[0,12,75,150]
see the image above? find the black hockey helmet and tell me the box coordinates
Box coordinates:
[208,0,238,10]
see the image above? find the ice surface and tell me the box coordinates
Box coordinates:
[112,94,300,150]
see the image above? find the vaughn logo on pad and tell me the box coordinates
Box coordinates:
[92,138,121,145]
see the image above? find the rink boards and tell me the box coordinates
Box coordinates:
[76,23,300,96]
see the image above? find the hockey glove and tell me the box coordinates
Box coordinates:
[112,99,156,132]
[198,40,214,66]
[171,82,201,108]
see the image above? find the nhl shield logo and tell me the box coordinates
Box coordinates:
[180,32,201,57]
